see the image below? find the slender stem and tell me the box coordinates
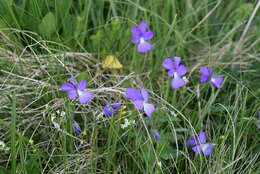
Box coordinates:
[11,92,17,174]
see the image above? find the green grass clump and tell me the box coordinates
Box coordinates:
[0,0,260,173]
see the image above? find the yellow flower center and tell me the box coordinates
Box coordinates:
[201,144,206,150]
[140,37,145,43]
[77,90,82,96]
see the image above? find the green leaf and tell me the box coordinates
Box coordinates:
[234,3,253,22]
[156,132,180,160]
[38,12,56,37]
[111,18,121,31]
[110,19,121,42]
[25,156,42,174]
[0,166,9,174]
[1,0,13,7]
[159,145,177,160]
[22,13,40,31]
[90,30,104,51]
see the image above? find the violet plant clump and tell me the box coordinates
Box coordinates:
[60,76,93,104]
[57,22,226,161]
[103,104,121,117]
[162,56,188,89]
[131,21,154,53]
[199,66,223,88]
[126,88,155,117]
[186,131,215,156]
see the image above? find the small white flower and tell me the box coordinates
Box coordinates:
[0,141,9,152]
[56,110,66,117]
[183,76,189,84]
[29,139,34,145]
[0,141,6,147]
[121,119,135,129]
[157,161,162,168]
[60,111,66,117]
[51,116,61,130]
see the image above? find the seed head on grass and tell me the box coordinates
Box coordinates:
[126,88,155,117]
[60,76,93,104]
[162,57,188,89]
[199,66,223,88]
[186,131,215,156]
[131,21,154,53]
[103,104,121,117]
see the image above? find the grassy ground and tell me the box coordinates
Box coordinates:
[0,0,260,173]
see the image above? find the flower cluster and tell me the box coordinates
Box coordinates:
[162,56,188,89]
[60,76,93,104]
[130,22,224,89]
[126,88,155,117]
[161,57,224,89]
[131,22,153,53]
[103,104,121,117]
[186,131,215,156]
[58,21,258,158]
[200,66,223,88]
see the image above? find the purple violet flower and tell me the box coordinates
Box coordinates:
[60,76,93,104]
[257,111,260,129]
[131,21,153,53]
[199,66,223,88]
[162,56,188,89]
[72,120,81,135]
[126,88,155,117]
[186,131,215,156]
[103,104,121,117]
[153,129,161,142]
